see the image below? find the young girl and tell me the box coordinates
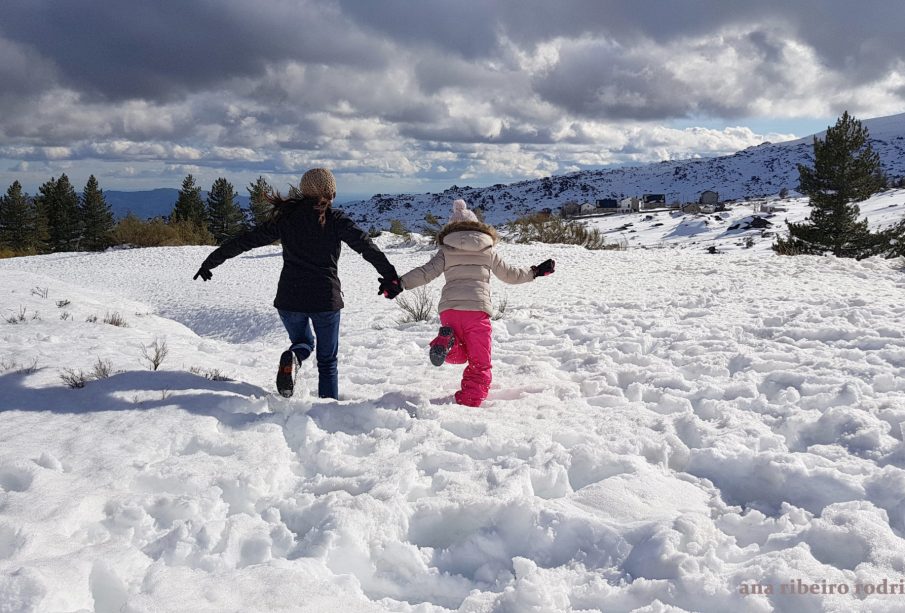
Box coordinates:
[399,199,554,407]
[193,168,402,399]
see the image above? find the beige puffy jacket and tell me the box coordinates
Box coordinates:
[400,221,534,315]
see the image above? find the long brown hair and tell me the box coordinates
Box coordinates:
[266,189,332,227]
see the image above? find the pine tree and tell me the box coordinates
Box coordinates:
[38,174,82,252]
[0,181,42,254]
[79,175,115,251]
[247,176,273,226]
[774,111,884,258]
[206,177,244,244]
[171,174,206,226]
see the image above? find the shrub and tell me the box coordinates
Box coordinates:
[389,219,411,240]
[0,247,38,259]
[140,338,169,371]
[169,219,216,246]
[17,358,38,375]
[5,306,28,324]
[189,366,233,381]
[111,215,215,248]
[91,357,114,380]
[396,287,435,323]
[421,213,443,241]
[103,311,128,327]
[507,214,616,250]
[60,368,88,389]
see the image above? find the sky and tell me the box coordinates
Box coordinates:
[1,1,904,200]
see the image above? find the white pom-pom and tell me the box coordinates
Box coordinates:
[452,199,467,211]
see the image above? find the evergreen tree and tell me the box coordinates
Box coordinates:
[171,174,206,226]
[206,177,244,244]
[37,174,82,252]
[247,176,273,226]
[79,175,115,251]
[0,181,42,254]
[774,111,884,258]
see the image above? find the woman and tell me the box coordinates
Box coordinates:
[193,168,402,399]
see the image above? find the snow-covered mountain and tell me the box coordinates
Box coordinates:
[345,112,905,228]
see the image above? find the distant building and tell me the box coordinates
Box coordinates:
[618,197,640,213]
[642,193,666,205]
[579,203,596,214]
[560,202,581,217]
[596,198,618,209]
[699,190,719,205]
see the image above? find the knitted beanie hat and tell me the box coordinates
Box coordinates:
[300,168,336,200]
[449,199,478,223]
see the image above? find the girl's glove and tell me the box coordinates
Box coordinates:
[531,259,555,278]
[378,276,403,299]
[193,265,213,281]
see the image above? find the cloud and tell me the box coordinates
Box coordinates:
[0,1,903,192]
[0,0,390,102]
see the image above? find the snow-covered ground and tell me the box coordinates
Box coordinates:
[585,188,905,254]
[2,235,905,612]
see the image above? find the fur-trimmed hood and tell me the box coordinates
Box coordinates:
[436,220,498,245]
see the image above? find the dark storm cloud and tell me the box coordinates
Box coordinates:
[2,0,903,119]
[1,0,903,192]
[0,0,387,102]
[339,0,905,94]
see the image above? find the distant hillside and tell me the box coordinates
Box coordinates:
[342,112,905,229]
[103,113,905,228]
[105,189,251,219]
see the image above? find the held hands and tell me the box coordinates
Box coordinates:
[193,266,213,281]
[531,259,555,278]
[378,276,403,299]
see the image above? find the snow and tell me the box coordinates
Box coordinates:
[585,188,905,254]
[2,233,905,612]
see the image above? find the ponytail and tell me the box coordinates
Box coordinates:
[267,190,332,227]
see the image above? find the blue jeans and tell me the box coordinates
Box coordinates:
[278,309,341,399]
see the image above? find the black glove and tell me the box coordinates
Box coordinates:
[193,265,213,281]
[378,276,403,299]
[531,259,555,278]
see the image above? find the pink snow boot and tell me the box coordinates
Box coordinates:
[429,326,456,366]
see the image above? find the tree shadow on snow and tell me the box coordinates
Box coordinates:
[0,369,272,428]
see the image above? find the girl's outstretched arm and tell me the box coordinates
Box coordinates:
[400,250,446,290]
[490,252,535,284]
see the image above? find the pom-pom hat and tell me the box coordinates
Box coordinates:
[449,199,478,223]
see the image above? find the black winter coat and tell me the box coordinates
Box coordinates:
[202,200,397,312]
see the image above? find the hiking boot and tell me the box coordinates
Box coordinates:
[429,326,455,367]
[276,350,296,397]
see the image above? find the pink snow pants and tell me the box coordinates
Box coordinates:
[440,309,492,407]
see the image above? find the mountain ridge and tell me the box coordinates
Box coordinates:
[101,113,905,226]
[342,112,905,227]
